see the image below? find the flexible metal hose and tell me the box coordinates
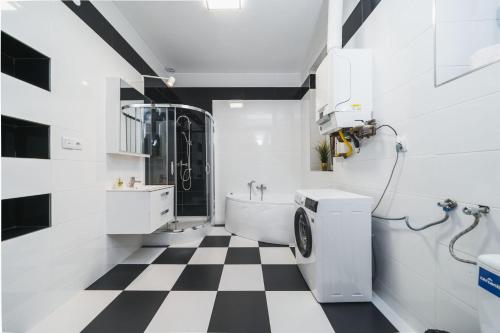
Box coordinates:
[448,215,480,265]
[372,213,450,231]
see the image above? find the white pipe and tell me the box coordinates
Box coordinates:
[327,0,344,50]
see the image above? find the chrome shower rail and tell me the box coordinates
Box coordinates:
[121,103,215,122]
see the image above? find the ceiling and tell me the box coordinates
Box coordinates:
[113,0,326,74]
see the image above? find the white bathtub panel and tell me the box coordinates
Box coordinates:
[224,194,295,245]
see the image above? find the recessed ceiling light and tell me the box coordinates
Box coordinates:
[206,0,242,10]
[229,101,244,109]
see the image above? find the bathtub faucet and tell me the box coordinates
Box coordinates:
[256,184,267,201]
[248,180,256,200]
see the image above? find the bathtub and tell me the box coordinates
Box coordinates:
[224,193,295,245]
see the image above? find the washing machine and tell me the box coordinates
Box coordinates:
[294,189,373,303]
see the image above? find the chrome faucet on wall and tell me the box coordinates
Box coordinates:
[247,180,256,200]
[256,184,267,201]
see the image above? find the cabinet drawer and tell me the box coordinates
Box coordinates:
[159,206,174,223]
[154,188,173,210]
[150,187,174,229]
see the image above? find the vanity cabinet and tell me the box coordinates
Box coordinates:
[106,185,174,234]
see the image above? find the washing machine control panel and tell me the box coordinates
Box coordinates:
[305,198,318,212]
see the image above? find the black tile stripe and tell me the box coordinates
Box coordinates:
[199,235,231,247]
[300,73,316,90]
[62,1,315,107]
[172,265,223,291]
[225,248,261,264]
[262,265,309,291]
[342,2,363,47]
[152,248,196,264]
[209,291,271,333]
[258,241,288,247]
[86,264,148,290]
[321,302,398,333]
[82,291,168,333]
[62,0,157,76]
[343,0,382,47]
[144,85,309,113]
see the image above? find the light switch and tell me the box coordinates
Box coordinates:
[62,136,82,150]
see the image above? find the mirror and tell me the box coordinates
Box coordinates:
[435,0,500,86]
[119,79,151,155]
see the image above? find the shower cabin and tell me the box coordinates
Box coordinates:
[121,104,215,232]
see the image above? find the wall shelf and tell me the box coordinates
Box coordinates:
[2,194,51,241]
[1,31,51,91]
[1,115,50,159]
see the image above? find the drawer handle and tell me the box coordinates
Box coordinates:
[161,209,170,216]
[161,191,170,197]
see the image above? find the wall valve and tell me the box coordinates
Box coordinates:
[462,205,490,218]
[449,204,490,265]
[437,199,458,212]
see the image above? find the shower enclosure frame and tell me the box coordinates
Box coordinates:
[121,103,215,230]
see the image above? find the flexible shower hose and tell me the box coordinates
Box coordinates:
[448,215,480,265]
[181,167,192,191]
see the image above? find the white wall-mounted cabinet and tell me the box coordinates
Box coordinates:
[106,77,149,158]
[106,185,174,234]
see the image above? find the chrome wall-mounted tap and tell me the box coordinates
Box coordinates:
[256,184,267,201]
[248,180,256,200]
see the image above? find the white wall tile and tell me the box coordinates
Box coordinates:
[1,158,51,199]
[436,0,500,22]
[0,1,163,330]
[297,0,500,330]
[435,288,481,333]
[213,100,302,224]
[372,252,436,327]
[51,187,105,226]
[435,244,478,309]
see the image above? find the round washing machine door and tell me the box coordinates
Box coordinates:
[294,207,312,258]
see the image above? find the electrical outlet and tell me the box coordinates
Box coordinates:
[62,136,82,150]
[395,136,407,152]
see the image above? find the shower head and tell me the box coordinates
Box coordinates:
[176,115,192,127]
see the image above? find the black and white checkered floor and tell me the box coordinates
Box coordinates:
[29,226,398,333]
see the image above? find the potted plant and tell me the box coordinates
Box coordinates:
[315,139,330,171]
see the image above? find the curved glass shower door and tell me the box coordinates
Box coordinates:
[122,104,215,232]
[205,114,215,224]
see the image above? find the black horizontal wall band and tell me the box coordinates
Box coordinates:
[62,0,157,76]
[145,86,308,113]
[343,0,382,47]
[301,74,316,90]
[63,0,315,108]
